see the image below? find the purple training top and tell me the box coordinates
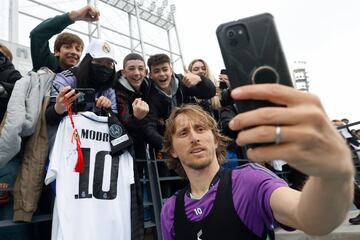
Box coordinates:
[161,163,289,240]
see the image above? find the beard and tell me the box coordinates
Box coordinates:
[183,157,213,171]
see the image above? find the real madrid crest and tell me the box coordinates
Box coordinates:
[102,42,111,54]
[109,124,123,138]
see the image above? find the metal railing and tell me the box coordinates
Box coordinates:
[1,129,359,239]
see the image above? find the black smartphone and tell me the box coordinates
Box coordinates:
[216,13,293,114]
[219,81,228,90]
[74,88,95,103]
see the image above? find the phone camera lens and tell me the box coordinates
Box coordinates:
[227,29,236,38]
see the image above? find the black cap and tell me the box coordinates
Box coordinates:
[220,69,227,74]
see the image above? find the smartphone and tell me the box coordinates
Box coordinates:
[74,88,95,103]
[219,81,228,90]
[216,13,293,114]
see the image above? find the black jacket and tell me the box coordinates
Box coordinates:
[114,75,153,159]
[219,103,246,159]
[0,52,22,121]
[142,73,216,150]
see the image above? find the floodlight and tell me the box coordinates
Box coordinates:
[170,4,176,13]
[157,6,164,16]
[167,12,172,21]
[149,1,156,11]
[162,0,168,8]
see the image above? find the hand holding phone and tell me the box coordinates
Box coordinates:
[54,86,77,114]
[217,13,293,148]
[53,86,95,114]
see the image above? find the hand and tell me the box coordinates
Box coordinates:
[69,5,100,22]
[182,66,201,88]
[54,86,80,114]
[219,74,230,87]
[96,96,112,109]
[215,86,222,97]
[132,98,149,120]
[229,84,354,180]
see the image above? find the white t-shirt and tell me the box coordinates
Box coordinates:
[45,112,134,240]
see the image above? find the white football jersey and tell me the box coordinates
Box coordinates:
[45,112,134,240]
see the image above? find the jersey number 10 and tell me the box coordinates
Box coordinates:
[74,148,119,200]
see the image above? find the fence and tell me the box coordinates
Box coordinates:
[1,121,360,240]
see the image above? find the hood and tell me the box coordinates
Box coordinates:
[154,73,179,99]
[118,76,136,93]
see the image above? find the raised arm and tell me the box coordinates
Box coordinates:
[30,13,73,71]
[30,5,99,71]
[229,84,354,235]
[141,99,164,150]
[179,71,216,99]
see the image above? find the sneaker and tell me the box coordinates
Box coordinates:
[349,213,360,225]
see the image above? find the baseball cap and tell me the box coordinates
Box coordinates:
[86,39,117,64]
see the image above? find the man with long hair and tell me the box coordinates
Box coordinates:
[160,84,354,240]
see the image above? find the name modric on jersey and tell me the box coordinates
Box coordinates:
[80,128,109,142]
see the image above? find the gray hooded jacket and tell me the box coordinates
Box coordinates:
[0,68,54,166]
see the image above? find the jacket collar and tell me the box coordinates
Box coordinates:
[118,76,136,93]
[154,74,179,98]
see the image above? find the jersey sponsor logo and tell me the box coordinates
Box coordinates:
[81,129,109,142]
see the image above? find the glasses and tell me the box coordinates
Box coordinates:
[92,59,115,69]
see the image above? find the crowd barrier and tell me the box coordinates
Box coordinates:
[1,129,360,240]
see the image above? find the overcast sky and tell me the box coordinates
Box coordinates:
[1,0,359,125]
[174,0,360,124]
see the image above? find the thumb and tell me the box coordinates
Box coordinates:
[88,6,99,18]
[183,65,189,74]
[133,98,140,105]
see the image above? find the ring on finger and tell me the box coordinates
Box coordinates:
[275,126,281,145]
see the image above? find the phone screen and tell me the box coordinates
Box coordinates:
[74,88,95,103]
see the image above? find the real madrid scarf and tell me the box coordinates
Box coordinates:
[104,108,133,156]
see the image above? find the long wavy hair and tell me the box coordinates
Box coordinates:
[188,59,221,110]
[161,104,230,178]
